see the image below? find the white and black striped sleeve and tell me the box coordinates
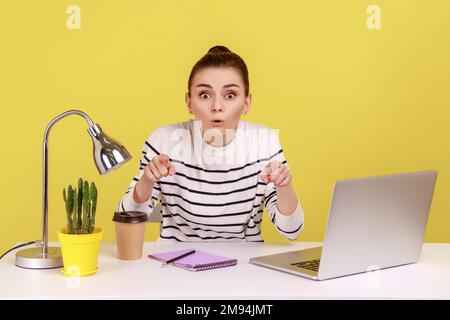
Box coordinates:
[116,128,163,219]
[264,130,304,240]
[264,175,305,240]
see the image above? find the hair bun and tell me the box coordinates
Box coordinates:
[208,45,231,54]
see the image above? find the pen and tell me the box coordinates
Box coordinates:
[162,250,196,267]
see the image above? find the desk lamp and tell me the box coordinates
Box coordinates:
[15,110,132,269]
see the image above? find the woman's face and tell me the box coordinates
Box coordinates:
[185,67,251,145]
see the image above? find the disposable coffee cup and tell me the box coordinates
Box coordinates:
[113,211,147,260]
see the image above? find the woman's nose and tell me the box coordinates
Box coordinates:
[211,98,223,112]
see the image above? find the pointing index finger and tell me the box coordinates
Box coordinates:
[270,160,280,171]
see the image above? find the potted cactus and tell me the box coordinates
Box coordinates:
[57,178,103,276]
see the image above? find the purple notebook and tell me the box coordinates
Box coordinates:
[148,249,237,271]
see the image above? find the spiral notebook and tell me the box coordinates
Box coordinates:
[148,249,237,271]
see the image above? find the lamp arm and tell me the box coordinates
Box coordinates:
[41,110,95,255]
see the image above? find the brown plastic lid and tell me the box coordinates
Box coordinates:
[113,211,147,224]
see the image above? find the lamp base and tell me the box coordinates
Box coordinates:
[15,247,63,269]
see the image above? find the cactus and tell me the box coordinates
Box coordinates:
[77,178,83,231]
[63,178,98,234]
[89,182,97,233]
[63,185,74,234]
[72,188,78,233]
[82,181,90,234]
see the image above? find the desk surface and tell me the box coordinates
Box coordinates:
[1,242,449,299]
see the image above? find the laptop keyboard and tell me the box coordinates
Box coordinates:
[291,259,320,272]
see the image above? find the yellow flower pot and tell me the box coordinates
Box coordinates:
[57,228,103,277]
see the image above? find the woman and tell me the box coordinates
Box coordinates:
[117,46,304,242]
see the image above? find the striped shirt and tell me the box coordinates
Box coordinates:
[117,119,304,242]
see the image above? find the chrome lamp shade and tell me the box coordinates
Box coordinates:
[15,110,132,269]
[88,124,132,175]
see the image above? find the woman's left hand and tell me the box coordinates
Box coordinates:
[260,160,292,188]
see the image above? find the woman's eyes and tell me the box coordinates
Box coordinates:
[198,92,237,100]
[225,92,237,99]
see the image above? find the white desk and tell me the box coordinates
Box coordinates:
[1,242,449,299]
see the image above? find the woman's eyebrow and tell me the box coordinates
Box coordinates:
[195,84,212,89]
[223,84,240,89]
[195,83,240,89]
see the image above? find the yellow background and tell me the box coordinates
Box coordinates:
[1,0,449,254]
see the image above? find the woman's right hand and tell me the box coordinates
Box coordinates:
[133,154,176,204]
[143,154,176,183]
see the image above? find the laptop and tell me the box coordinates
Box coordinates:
[249,170,438,280]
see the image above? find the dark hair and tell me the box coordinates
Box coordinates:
[187,46,250,96]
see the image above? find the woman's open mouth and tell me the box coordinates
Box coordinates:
[211,120,225,127]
